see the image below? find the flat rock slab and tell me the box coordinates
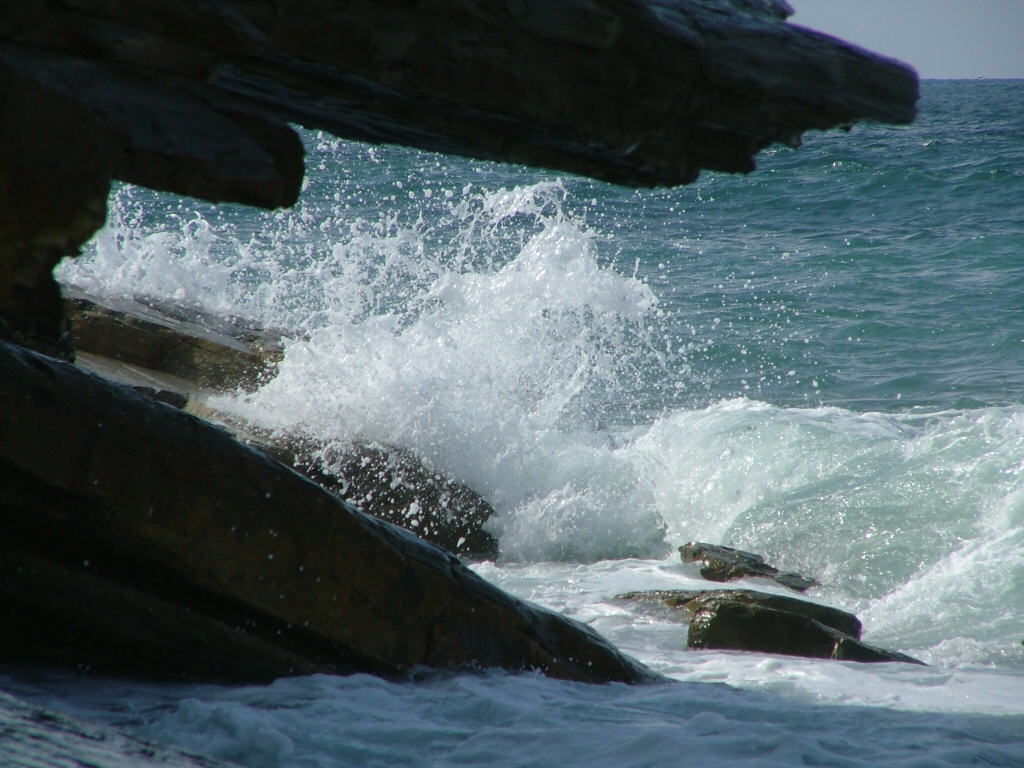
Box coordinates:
[65,288,283,394]
[679,541,819,592]
[618,589,923,665]
[0,339,656,685]
[0,690,237,768]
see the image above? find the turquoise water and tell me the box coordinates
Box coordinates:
[21,79,1024,765]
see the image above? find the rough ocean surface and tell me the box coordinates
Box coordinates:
[6,80,1024,767]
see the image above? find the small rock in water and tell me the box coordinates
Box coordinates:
[620,589,862,638]
[679,541,820,592]
[687,595,924,665]
[617,589,924,665]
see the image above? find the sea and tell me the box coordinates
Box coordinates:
[4,79,1024,766]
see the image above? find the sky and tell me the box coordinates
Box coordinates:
[790,0,1024,79]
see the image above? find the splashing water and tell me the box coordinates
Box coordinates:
[54,82,1024,740]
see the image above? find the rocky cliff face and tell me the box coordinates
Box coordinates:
[1,0,916,355]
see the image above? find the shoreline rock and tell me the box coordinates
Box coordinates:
[1,339,656,684]
[266,438,500,560]
[66,289,499,559]
[65,287,284,395]
[620,588,862,639]
[618,589,924,665]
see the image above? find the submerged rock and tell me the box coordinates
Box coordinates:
[679,541,820,592]
[0,340,656,684]
[618,589,923,665]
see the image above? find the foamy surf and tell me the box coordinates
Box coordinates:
[58,167,1024,673]
[42,82,1024,766]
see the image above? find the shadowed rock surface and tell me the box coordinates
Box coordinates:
[679,541,820,592]
[1,0,917,355]
[618,589,924,664]
[0,340,656,684]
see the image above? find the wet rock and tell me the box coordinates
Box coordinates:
[686,594,924,664]
[0,690,241,768]
[186,417,500,561]
[65,291,498,559]
[1,539,323,681]
[275,440,499,560]
[1,340,656,684]
[65,288,283,395]
[619,588,861,638]
[618,589,924,665]
[679,541,819,592]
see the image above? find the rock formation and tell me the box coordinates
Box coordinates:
[0,0,920,691]
[0,339,655,684]
[1,0,917,355]
[65,290,499,558]
[65,288,284,395]
[267,440,500,560]
[679,541,819,592]
[619,589,924,664]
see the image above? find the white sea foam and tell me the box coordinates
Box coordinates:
[57,177,1024,677]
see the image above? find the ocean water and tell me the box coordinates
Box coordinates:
[8,79,1024,765]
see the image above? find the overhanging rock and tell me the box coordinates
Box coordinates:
[2,0,917,195]
[1,0,918,354]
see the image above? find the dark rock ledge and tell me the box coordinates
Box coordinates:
[0,339,655,684]
[0,0,917,357]
[261,438,501,560]
[65,289,499,559]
